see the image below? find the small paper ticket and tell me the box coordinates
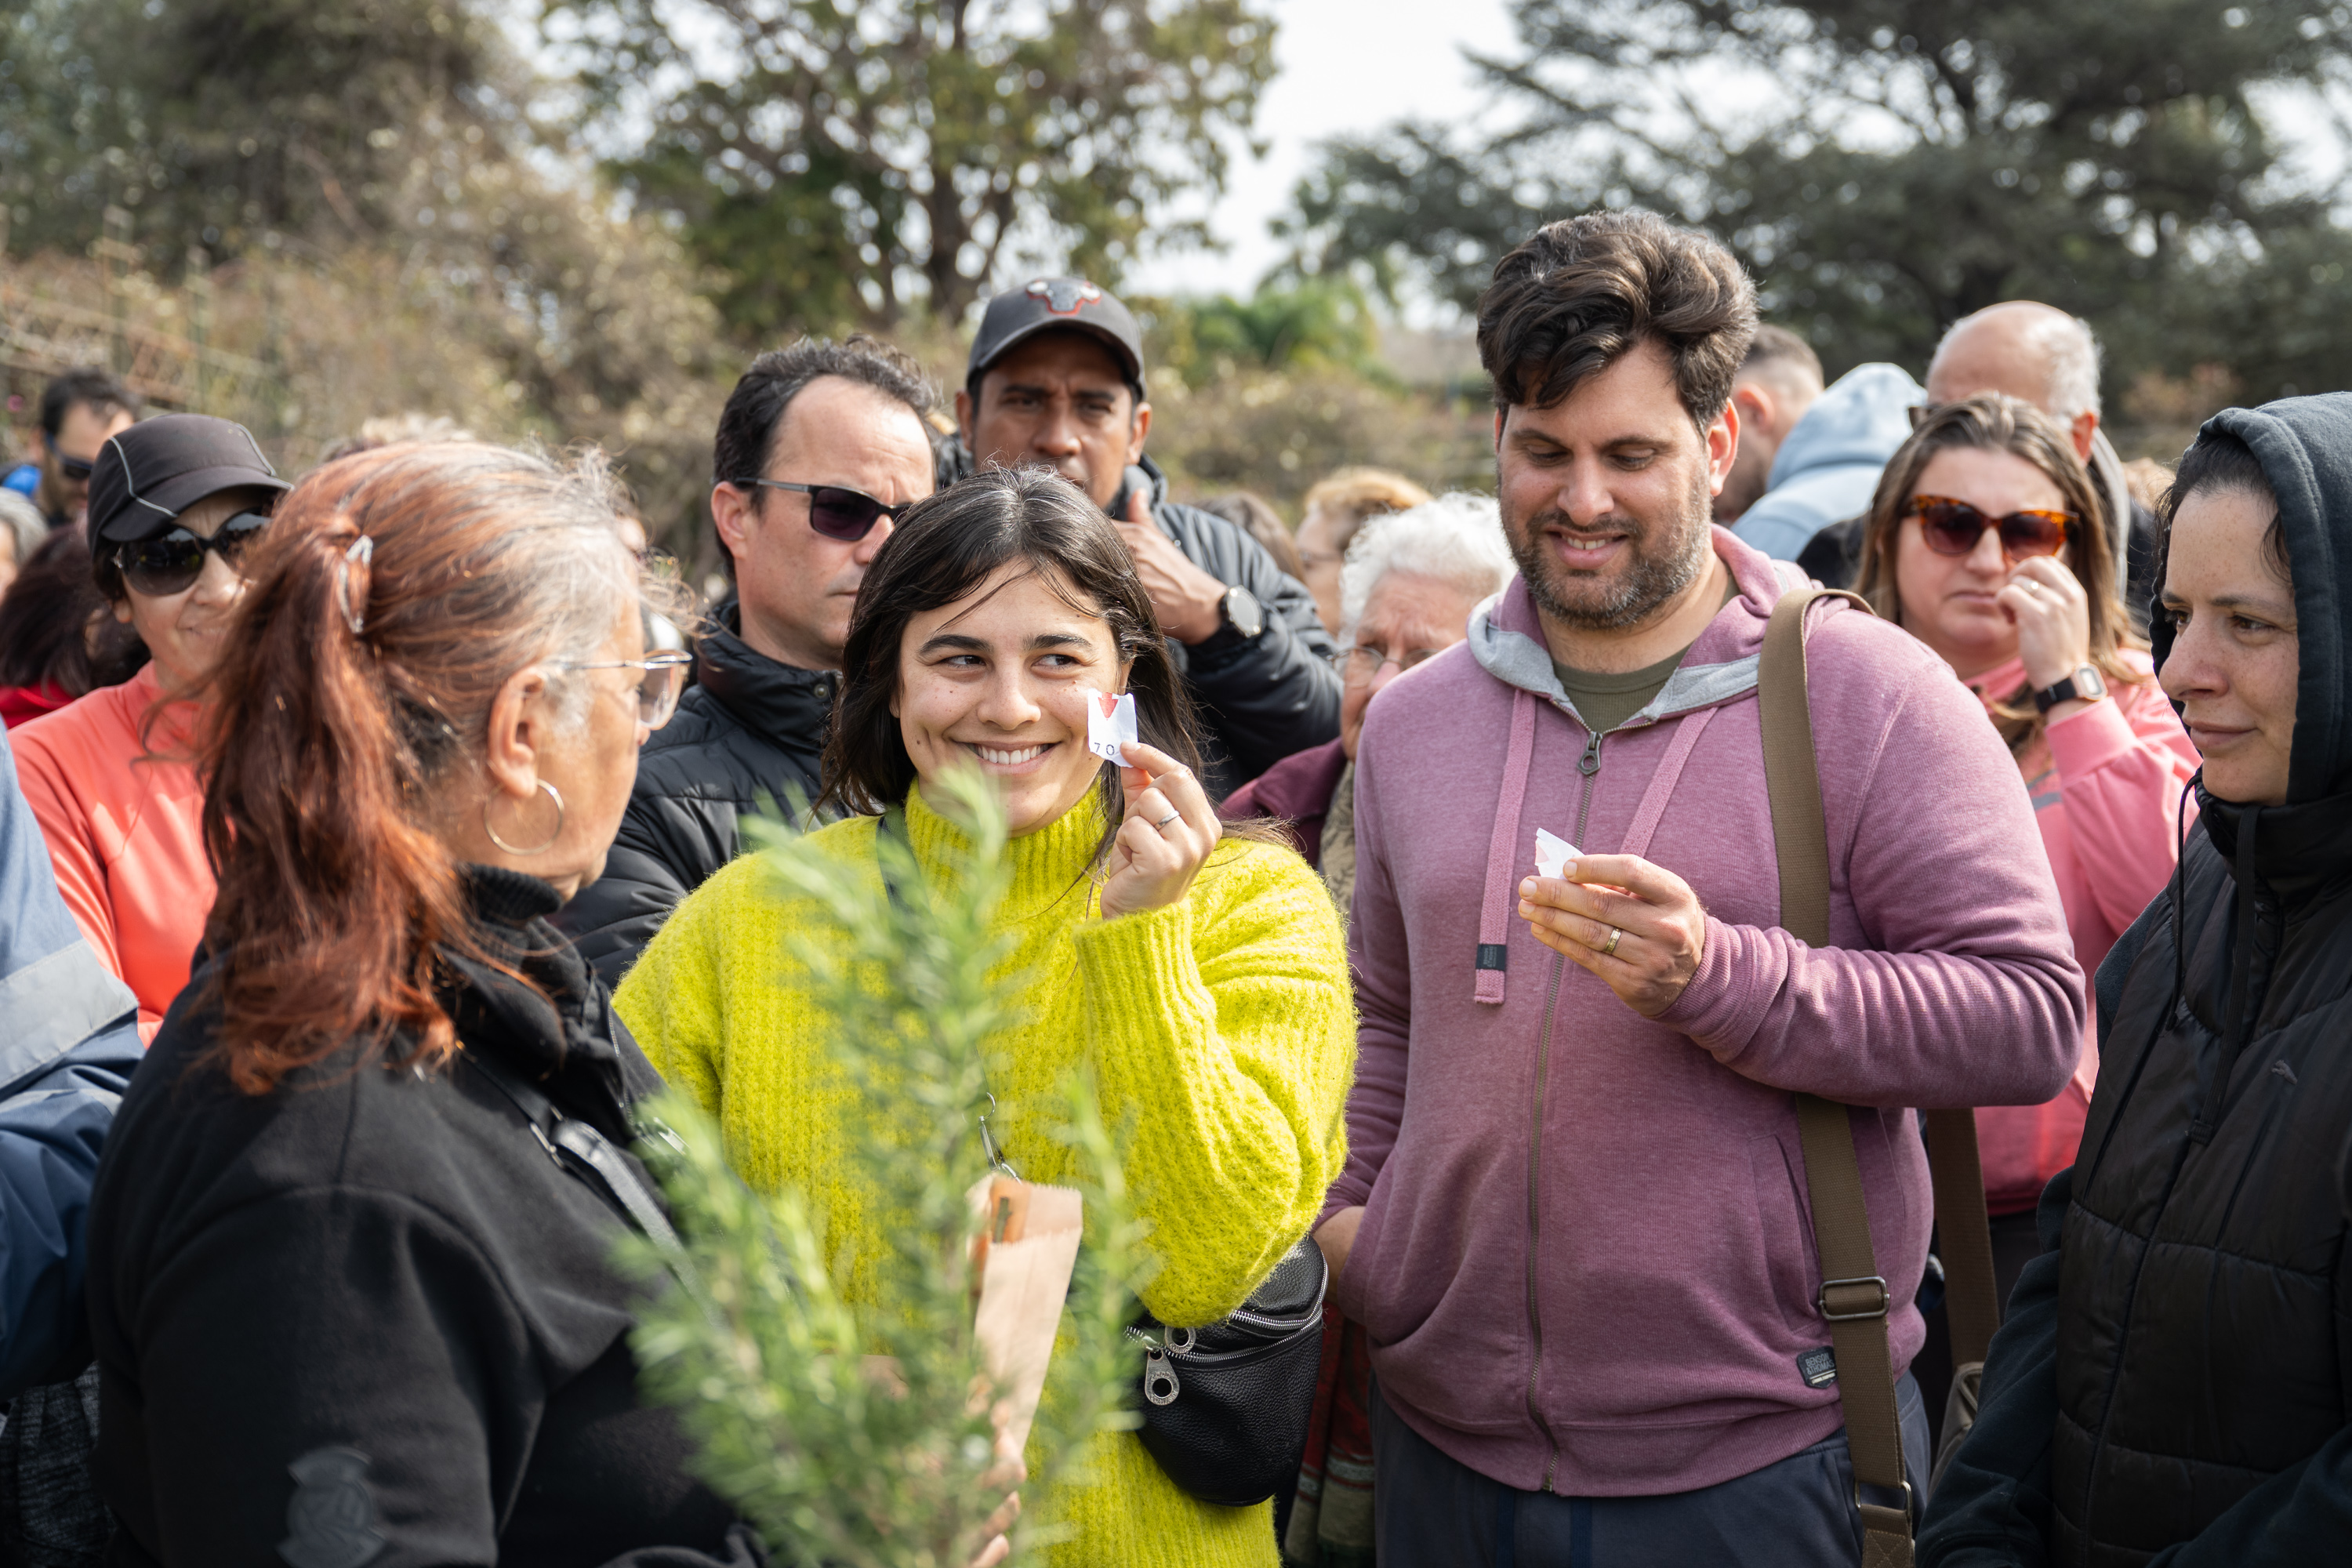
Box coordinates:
[1534,828,1581,880]
[1085,688,1138,764]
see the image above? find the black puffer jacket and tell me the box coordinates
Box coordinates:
[1920,393,2352,1568]
[557,611,835,984]
[943,449,1341,796]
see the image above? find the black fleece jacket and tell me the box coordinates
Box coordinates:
[85,868,763,1567]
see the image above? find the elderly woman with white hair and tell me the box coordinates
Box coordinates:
[1226,494,1515,1561]
[1224,492,1515,909]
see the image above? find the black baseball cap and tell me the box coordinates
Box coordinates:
[967,278,1146,394]
[89,414,289,543]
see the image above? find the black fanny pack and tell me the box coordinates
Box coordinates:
[1129,1234,1328,1506]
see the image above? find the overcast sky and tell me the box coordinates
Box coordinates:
[1123,0,1521,302]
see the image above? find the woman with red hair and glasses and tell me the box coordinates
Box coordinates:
[1853,393,2196,1318]
[71,442,794,1564]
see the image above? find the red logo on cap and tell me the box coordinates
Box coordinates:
[1026,278,1102,315]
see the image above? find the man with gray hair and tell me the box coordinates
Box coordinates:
[1221,492,1514,910]
[1800,302,2159,622]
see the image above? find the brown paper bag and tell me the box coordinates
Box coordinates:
[967,1174,1083,1454]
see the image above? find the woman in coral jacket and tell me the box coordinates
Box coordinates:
[1853,394,2198,1301]
[10,416,289,1038]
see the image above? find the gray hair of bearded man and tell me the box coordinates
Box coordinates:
[1338,492,1519,641]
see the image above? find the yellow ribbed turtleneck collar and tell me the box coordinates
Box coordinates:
[902,780,1108,921]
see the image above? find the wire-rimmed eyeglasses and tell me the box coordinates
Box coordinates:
[1330,644,1446,684]
[554,651,696,729]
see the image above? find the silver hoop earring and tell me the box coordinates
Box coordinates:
[484,780,565,856]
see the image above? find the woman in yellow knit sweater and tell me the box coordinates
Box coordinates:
[615,467,1356,1567]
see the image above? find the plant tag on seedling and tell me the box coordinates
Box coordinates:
[1534,828,1580,881]
[1085,689,1138,764]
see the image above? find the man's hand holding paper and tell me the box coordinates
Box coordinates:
[1517,829,1708,1020]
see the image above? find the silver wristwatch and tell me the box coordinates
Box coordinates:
[1220,583,1264,640]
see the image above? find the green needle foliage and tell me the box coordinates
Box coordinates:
[623,768,1149,1566]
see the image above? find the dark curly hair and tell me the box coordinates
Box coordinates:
[1476,211,1757,423]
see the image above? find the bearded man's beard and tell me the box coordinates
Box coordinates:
[1504,463,1715,631]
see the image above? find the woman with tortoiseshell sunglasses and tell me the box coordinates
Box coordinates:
[1853,393,2197,1338]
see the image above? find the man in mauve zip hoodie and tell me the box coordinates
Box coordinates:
[1314,212,2084,1564]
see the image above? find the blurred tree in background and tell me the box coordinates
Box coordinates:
[3,0,746,559]
[2,0,513,259]
[546,0,1278,339]
[1152,275,1383,387]
[1283,0,2352,433]
[35,0,2352,549]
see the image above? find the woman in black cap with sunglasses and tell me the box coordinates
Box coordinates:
[12,413,291,1039]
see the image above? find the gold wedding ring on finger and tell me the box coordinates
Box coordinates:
[1601,926,1623,957]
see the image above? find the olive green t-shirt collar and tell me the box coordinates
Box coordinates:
[1549,575,1740,735]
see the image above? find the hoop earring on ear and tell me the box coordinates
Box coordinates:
[483,780,565,856]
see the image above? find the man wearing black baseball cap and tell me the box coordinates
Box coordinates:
[16,412,289,1037]
[951,277,1339,797]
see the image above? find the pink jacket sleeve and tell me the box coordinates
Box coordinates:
[2043,672,2200,935]
[1661,622,2085,1110]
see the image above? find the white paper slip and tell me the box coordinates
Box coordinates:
[1534,828,1581,880]
[1085,688,1138,764]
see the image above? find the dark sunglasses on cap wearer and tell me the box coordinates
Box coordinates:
[1901,495,2074,561]
[113,509,274,597]
[728,477,912,543]
[551,651,696,730]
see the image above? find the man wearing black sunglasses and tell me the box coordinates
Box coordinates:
[558,334,938,983]
[2,368,140,530]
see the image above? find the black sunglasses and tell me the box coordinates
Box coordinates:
[114,510,273,597]
[56,454,96,481]
[731,477,911,542]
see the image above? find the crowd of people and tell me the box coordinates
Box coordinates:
[0,204,2336,1568]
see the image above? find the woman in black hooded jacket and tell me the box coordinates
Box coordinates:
[1920,394,2352,1565]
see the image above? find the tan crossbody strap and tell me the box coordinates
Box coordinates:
[1759,589,2002,1565]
